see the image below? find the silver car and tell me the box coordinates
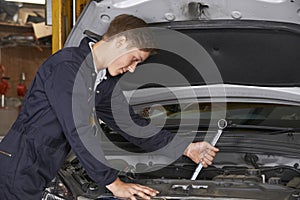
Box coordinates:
[43,0,300,199]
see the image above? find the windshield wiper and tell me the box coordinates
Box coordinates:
[162,121,299,135]
[228,123,299,135]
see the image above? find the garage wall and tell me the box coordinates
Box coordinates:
[0,24,52,136]
[0,46,51,98]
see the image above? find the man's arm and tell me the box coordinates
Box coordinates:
[45,61,118,186]
[95,79,191,159]
[95,79,219,163]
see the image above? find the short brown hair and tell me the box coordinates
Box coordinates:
[104,14,148,38]
[104,14,157,53]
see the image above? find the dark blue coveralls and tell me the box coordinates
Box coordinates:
[0,37,190,200]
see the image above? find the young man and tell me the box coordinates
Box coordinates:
[0,14,218,200]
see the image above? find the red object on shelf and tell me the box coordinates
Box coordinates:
[0,65,10,95]
[17,72,27,97]
[17,83,27,97]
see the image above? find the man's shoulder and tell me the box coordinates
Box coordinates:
[37,47,83,80]
[49,37,93,65]
[53,46,85,64]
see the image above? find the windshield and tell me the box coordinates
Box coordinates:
[135,102,300,129]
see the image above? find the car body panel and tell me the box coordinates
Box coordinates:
[123,84,300,106]
[65,0,300,47]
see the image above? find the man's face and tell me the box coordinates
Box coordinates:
[107,49,150,76]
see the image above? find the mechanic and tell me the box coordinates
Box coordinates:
[0,14,219,200]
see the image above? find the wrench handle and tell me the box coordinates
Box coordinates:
[211,129,223,146]
[191,163,203,180]
[190,119,227,180]
[190,130,222,181]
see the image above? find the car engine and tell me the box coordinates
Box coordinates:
[43,151,300,200]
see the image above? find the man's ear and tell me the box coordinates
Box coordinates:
[115,35,127,49]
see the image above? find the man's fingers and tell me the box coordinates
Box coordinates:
[206,148,217,158]
[205,143,219,152]
[129,196,137,200]
[200,159,208,167]
[205,144,219,157]
[184,142,219,165]
[136,184,159,195]
[132,184,158,198]
[136,190,151,200]
[107,178,159,200]
[199,150,215,167]
[211,146,219,152]
[204,156,212,165]
[204,154,214,163]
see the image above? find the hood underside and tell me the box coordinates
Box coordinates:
[65,0,300,88]
[118,20,300,89]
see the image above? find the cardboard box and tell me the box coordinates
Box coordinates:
[32,22,52,39]
[18,7,45,25]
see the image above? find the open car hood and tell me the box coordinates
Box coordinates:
[66,0,300,46]
[65,0,300,87]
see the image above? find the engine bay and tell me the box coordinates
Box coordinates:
[43,151,300,200]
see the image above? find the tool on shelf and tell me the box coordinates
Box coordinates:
[0,64,10,109]
[17,72,27,98]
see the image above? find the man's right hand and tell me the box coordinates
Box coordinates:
[106,177,159,200]
[183,141,219,167]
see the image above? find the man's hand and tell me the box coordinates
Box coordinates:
[106,177,159,200]
[183,142,219,167]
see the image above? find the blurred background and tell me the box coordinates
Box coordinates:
[0,0,89,136]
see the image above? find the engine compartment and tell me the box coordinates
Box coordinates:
[42,120,300,200]
[43,151,300,200]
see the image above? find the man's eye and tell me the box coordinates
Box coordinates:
[132,57,141,62]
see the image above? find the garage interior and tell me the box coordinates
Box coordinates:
[0,0,88,136]
[1,1,300,199]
